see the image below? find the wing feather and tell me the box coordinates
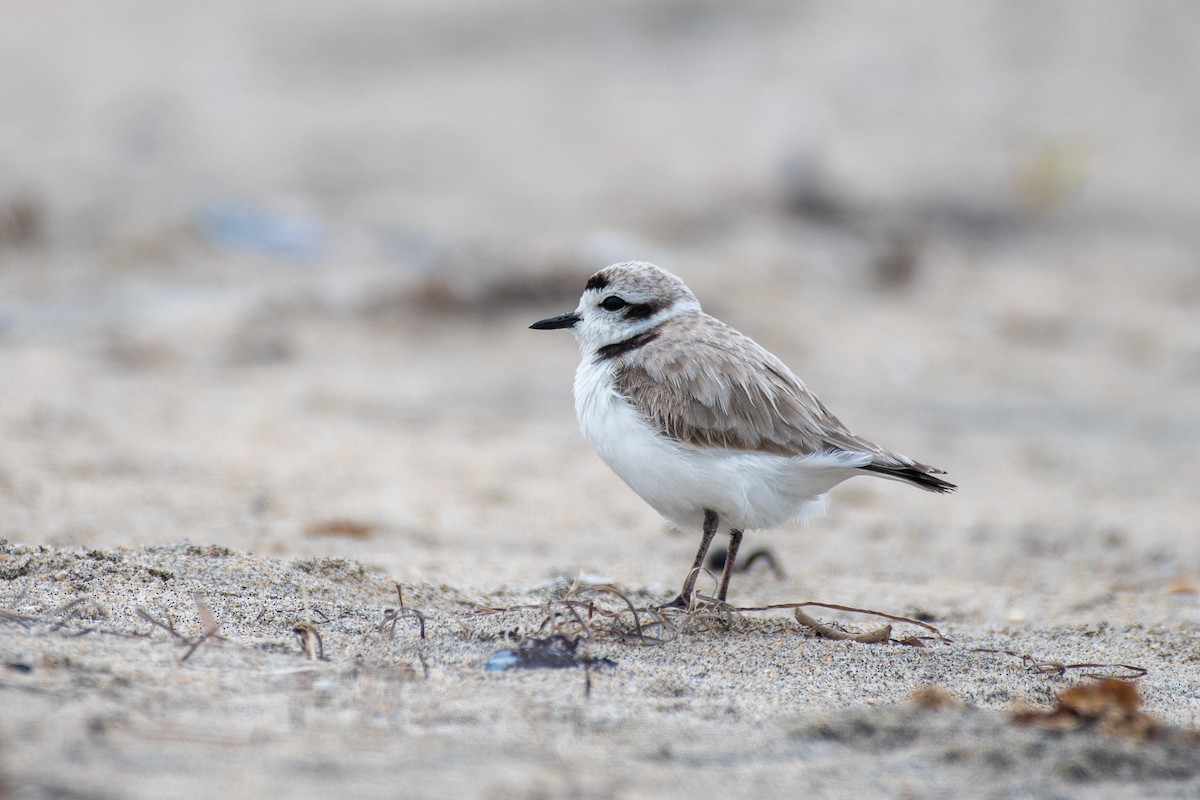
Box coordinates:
[612,315,943,480]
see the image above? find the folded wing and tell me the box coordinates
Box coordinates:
[613,317,955,494]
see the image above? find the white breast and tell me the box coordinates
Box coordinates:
[572,358,863,533]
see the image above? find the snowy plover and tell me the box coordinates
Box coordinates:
[531,261,954,606]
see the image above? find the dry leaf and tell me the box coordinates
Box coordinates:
[304,519,374,539]
[910,685,962,710]
[1014,678,1160,740]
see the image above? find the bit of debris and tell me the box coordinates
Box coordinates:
[378,584,426,640]
[0,193,42,246]
[794,608,893,643]
[293,621,324,660]
[772,602,948,646]
[1164,578,1198,595]
[401,268,583,316]
[135,594,226,663]
[303,519,375,539]
[910,685,963,710]
[871,232,921,291]
[1014,678,1161,740]
[973,648,1148,680]
[476,579,678,644]
[485,634,615,672]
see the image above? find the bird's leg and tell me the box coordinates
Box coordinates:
[716,529,744,603]
[666,509,719,608]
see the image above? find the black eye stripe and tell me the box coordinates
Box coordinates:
[623,302,660,320]
[597,295,661,319]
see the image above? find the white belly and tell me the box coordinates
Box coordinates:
[572,359,865,534]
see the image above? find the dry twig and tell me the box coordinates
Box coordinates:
[0,608,39,629]
[135,594,225,663]
[293,621,324,660]
[379,584,426,640]
[793,608,893,643]
[476,584,1151,684]
[732,601,949,645]
[475,579,678,645]
[973,647,1147,680]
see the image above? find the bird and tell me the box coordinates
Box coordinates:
[530,261,954,606]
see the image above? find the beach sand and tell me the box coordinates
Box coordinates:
[2,2,1199,797]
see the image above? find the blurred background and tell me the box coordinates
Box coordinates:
[1,1,1198,605]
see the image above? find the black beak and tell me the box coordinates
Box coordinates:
[529,311,581,330]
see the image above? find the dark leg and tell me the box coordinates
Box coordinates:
[666,509,719,607]
[716,529,744,603]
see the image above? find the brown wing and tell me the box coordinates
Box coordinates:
[613,315,955,493]
[614,316,950,491]
[613,316,878,458]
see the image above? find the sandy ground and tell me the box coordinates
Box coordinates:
[2,2,1200,798]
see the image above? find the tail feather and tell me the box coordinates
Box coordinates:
[860,463,956,494]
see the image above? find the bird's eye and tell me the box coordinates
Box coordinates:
[600,296,627,312]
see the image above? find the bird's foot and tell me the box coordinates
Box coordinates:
[659,594,691,611]
[657,592,735,617]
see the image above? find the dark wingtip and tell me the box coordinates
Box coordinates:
[860,463,957,494]
[923,474,957,494]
